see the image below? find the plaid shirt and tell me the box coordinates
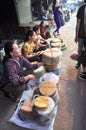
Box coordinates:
[0,56,38,87]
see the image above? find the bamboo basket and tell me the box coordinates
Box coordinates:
[42,48,62,69]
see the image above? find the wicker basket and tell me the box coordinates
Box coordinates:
[44,63,58,71]
[33,66,46,78]
[51,42,65,48]
[43,48,62,67]
[45,61,61,71]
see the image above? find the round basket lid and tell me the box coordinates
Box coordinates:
[34,96,49,110]
[39,81,57,96]
[35,96,55,116]
[43,48,62,59]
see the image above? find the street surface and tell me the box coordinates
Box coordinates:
[54,11,86,130]
[0,11,86,130]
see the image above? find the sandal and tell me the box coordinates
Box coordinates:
[53,32,57,38]
[4,92,20,102]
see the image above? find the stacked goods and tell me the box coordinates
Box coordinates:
[18,81,58,125]
[33,65,46,78]
[33,95,55,125]
[50,38,67,51]
[33,96,55,115]
[43,48,62,71]
[18,100,34,120]
[44,62,61,71]
[50,38,61,43]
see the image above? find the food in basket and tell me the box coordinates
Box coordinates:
[32,96,55,125]
[31,61,38,64]
[34,96,49,110]
[51,42,65,48]
[39,81,57,96]
[20,100,32,113]
[19,100,34,120]
[37,50,45,55]
[51,38,61,43]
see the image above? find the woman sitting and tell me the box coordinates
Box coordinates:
[33,25,49,51]
[0,40,41,102]
[40,20,51,39]
[22,30,42,62]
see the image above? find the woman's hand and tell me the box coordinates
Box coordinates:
[28,74,36,80]
[24,74,36,82]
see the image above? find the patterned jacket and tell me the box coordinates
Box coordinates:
[0,56,38,87]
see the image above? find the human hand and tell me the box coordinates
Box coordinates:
[74,36,78,43]
[24,74,36,82]
[28,74,36,80]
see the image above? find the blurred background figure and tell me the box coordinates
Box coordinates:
[53,0,63,37]
[40,20,51,39]
[74,0,86,70]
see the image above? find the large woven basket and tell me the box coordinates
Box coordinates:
[44,61,61,71]
[44,63,58,71]
[42,48,62,65]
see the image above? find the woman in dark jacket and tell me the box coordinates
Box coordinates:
[0,40,41,102]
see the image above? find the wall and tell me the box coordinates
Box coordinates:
[14,0,32,25]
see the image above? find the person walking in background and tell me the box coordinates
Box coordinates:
[74,0,86,70]
[53,0,63,37]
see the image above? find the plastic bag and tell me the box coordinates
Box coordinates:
[70,51,79,61]
[27,79,39,90]
[60,14,65,26]
[39,72,59,84]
